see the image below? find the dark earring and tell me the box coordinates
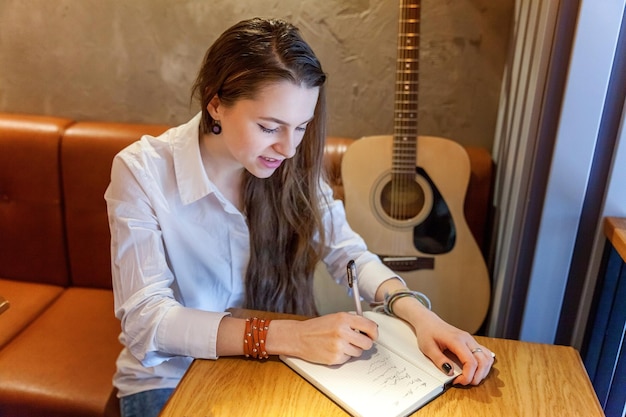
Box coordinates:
[211,120,222,135]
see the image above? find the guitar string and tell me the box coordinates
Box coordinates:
[394,0,405,223]
[391,0,404,260]
[394,0,419,224]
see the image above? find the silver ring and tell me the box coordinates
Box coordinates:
[471,348,483,354]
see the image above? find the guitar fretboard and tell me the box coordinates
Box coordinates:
[393,0,421,179]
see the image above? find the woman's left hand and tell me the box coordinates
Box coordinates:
[374,279,494,385]
[411,307,495,386]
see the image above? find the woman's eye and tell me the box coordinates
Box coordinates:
[258,124,279,134]
[296,126,307,133]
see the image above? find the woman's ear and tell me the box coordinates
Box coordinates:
[207,94,221,119]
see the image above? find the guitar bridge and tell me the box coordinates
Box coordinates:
[378,255,435,272]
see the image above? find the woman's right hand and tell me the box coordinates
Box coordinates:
[266,312,379,365]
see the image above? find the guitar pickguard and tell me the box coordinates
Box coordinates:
[413,167,456,254]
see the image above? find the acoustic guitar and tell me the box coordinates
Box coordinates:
[341,0,490,333]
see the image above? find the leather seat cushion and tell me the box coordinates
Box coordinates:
[0,279,63,348]
[0,287,122,417]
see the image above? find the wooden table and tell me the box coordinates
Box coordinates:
[160,309,604,417]
[605,216,626,261]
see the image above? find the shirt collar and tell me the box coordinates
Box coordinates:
[172,112,215,205]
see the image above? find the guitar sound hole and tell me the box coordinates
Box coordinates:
[380,180,425,220]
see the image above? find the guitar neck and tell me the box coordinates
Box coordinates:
[340,0,491,333]
[393,0,421,180]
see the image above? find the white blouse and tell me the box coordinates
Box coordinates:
[105,112,396,397]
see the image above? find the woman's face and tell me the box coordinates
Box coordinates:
[209,81,319,179]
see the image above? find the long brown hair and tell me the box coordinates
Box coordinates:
[191,18,327,315]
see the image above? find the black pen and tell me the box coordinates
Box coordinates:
[347,260,363,316]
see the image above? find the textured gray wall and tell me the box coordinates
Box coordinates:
[0,0,512,149]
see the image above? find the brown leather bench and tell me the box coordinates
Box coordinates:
[0,112,493,416]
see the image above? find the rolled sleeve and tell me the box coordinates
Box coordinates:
[157,308,231,361]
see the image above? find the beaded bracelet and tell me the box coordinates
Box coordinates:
[243,317,271,359]
[372,289,432,317]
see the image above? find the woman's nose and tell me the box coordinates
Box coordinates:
[274,132,297,159]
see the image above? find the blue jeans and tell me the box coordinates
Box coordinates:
[120,388,175,417]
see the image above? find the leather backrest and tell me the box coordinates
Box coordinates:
[60,127,352,290]
[0,113,73,285]
[323,137,354,202]
[0,112,493,290]
[61,122,169,289]
[463,146,494,254]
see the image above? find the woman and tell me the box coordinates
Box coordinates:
[105,17,494,417]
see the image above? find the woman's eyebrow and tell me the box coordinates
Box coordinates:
[259,116,314,126]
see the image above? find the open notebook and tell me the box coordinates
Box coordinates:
[280,311,461,417]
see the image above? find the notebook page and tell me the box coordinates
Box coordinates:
[281,342,443,417]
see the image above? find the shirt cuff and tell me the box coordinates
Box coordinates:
[358,260,404,302]
[157,307,231,360]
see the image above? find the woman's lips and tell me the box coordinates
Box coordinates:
[259,156,283,169]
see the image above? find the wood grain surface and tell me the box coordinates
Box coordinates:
[159,309,604,417]
[605,217,626,262]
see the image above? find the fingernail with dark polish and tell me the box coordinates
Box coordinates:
[442,362,452,374]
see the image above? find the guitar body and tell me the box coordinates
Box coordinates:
[342,134,490,333]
